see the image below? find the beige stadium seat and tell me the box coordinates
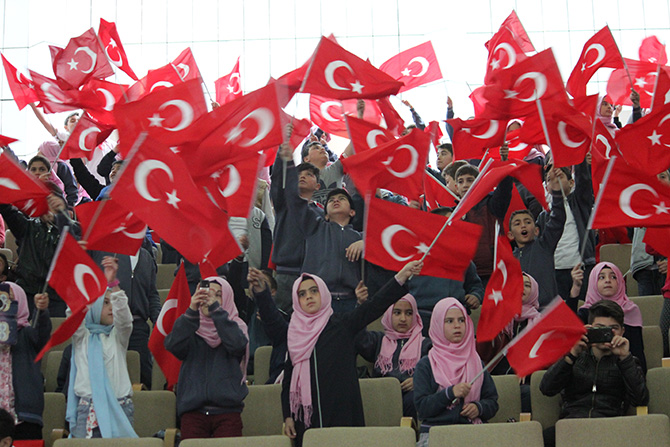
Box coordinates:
[180,436,292,447]
[470,306,481,332]
[241,384,284,436]
[253,345,272,385]
[151,358,167,391]
[156,264,176,290]
[648,367,670,420]
[367,317,384,332]
[132,390,177,437]
[555,414,670,447]
[303,426,416,447]
[530,370,561,429]
[429,421,544,447]
[127,350,141,386]
[54,439,163,447]
[158,289,170,306]
[44,350,64,392]
[43,392,67,447]
[643,325,663,369]
[631,295,664,327]
[4,229,18,261]
[359,377,403,427]
[49,317,71,351]
[490,374,522,423]
[0,247,13,264]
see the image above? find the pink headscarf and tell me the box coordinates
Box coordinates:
[287,273,334,427]
[376,294,424,375]
[6,282,29,329]
[597,95,619,135]
[428,298,484,423]
[580,262,643,327]
[38,141,62,163]
[504,273,541,338]
[195,277,249,380]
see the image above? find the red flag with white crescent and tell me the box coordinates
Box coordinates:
[215,57,243,105]
[60,113,115,160]
[639,35,667,65]
[477,235,523,342]
[1,54,38,110]
[0,152,51,209]
[566,26,623,98]
[345,115,394,153]
[615,101,670,175]
[75,199,147,256]
[50,28,114,90]
[485,10,535,54]
[505,298,585,377]
[484,27,528,85]
[148,263,191,388]
[447,118,507,160]
[98,18,139,81]
[309,95,382,139]
[607,58,670,108]
[379,41,443,93]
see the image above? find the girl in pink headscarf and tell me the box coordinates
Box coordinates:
[282,260,423,447]
[414,298,499,447]
[576,261,646,372]
[355,293,431,419]
[164,276,249,439]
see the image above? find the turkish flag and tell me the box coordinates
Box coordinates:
[376,96,404,136]
[79,78,129,126]
[215,57,243,105]
[477,235,523,342]
[47,232,107,315]
[171,47,202,82]
[1,54,38,110]
[309,95,382,139]
[98,18,139,81]
[480,49,567,120]
[503,185,529,235]
[148,263,191,388]
[114,78,207,153]
[36,309,87,362]
[28,70,81,113]
[50,28,114,90]
[75,199,147,256]
[484,27,528,85]
[606,58,670,108]
[447,118,507,160]
[109,134,241,264]
[487,132,533,162]
[505,298,586,377]
[60,114,115,160]
[425,121,443,148]
[469,86,488,118]
[566,26,623,98]
[450,160,547,223]
[643,226,670,258]
[280,110,312,159]
[341,128,430,200]
[591,155,670,229]
[0,134,18,146]
[185,82,287,171]
[301,36,403,99]
[423,173,458,210]
[652,67,670,112]
[522,99,593,168]
[590,120,621,196]
[639,36,667,65]
[346,115,394,153]
[570,94,601,119]
[486,10,535,54]
[379,41,443,93]
[365,197,482,280]
[615,101,670,175]
[0,152,51,208]
[191,150,264,218]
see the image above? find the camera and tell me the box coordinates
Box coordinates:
[587,326,614,344]
[199,280,210,290]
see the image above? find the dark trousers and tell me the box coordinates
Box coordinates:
[129,319,152,389]
[14,421,42,440]
[180,411,243,439]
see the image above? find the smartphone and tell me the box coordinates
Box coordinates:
[199,280,210,290]
[587,326,614,344]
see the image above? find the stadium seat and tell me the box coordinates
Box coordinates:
[648,367,670,420]
[4,229,18,261]
[54,439,163,447]
[158,289,170,306]
[428,421,544,447]
[49,318,71,351]
[132,390,177,437]
[156,264,176,290]
[490,374,522,423]
[555,414,670,447]
[43,392,66,447]
[643,325,663,369]
[303,426,415,447]
[631,295,663,327]
[253,345,272,385]
[529,370,561,429]
[151,358,167,391]
[359,377,404,427]
[0,247,13,263]
[45,350,142,392]
[241,384,284,436]
[180,436,292,447]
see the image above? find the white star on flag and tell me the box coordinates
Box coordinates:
[580,63,586,73]
[67,59,79,70]
[648,130,662,146]
[489,58,501,71]
[504,89,518,99]
[225,125,245,144]
[165,190,181,209]
[350,80,364,94]
[401,67,412,77]
[488,289,503,305]
[415,242,430,255]
[148,113,165,127]
[654,201,670,214]
[227,84,235,93]
[635,77,647,88]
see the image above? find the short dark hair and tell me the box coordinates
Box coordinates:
[297,162,320,182]
[326,188,354,210]
[509,209,534,229]
[437,143,453,155]
[28,155,51,172]
[112,160,124,169]
[64,112,80,127]
[544,164,572,182]
[301,140,323,161]
[0,408,15,441]
[588,300,625,327]
[443,160,469,180]
[455,164,479,180]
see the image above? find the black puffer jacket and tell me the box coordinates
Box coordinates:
[539,351,648,419]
